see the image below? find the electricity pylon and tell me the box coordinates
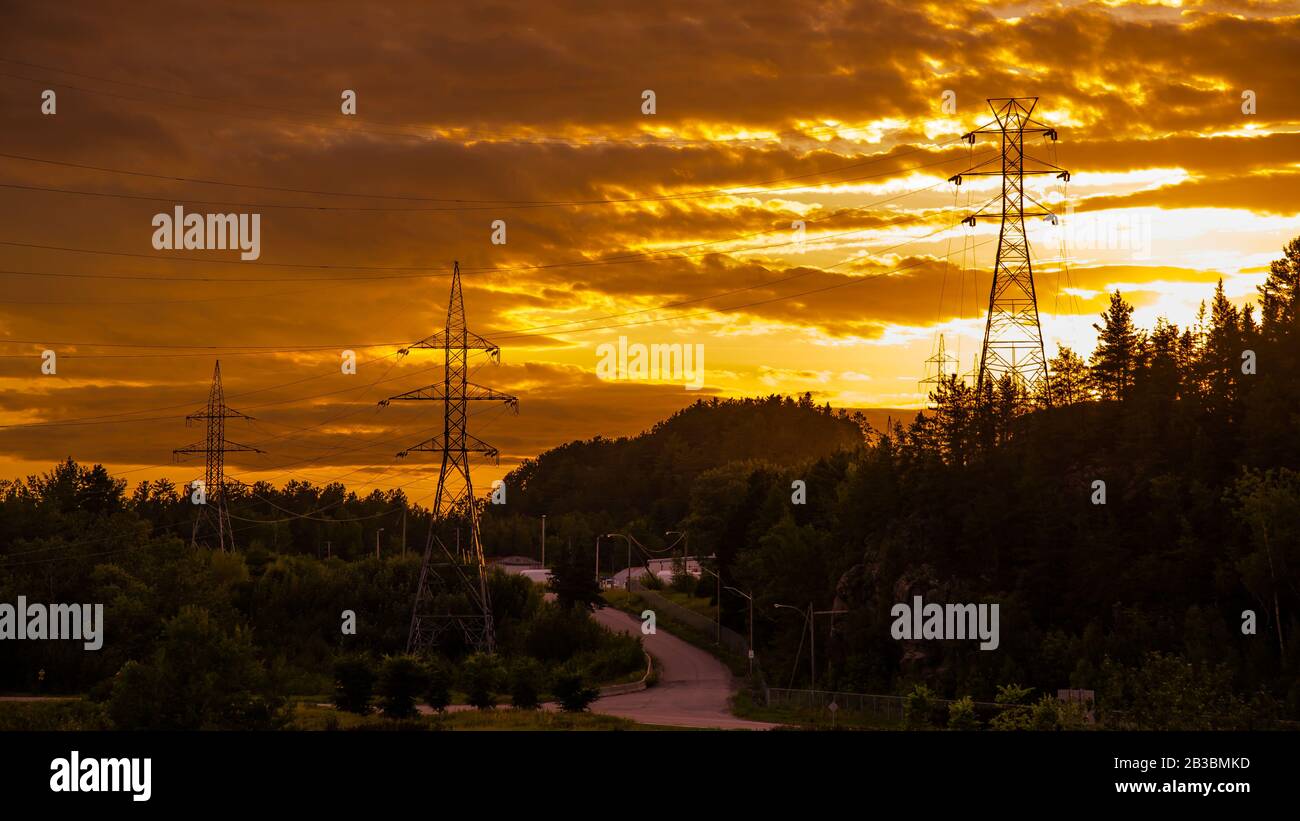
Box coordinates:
[173,361,262,552]
[949,97,1069,398]
[380,261,517,654]
[920,335,959,405]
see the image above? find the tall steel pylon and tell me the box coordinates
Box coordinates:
[920,334,959,405]
[173,361,262,552]
[380,261,517,654]
[949,97,1069,398]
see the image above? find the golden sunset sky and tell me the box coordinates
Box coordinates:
[0,0,1297,505]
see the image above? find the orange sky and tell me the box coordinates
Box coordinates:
[0,0,1297,505]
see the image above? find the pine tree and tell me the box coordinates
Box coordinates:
[1090,290,1143,401]
[549,541,603,611]
[1258,237,1300,341]
[1047,344,1091,405]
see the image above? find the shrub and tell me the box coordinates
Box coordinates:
[332,655,375,715]
[423,657,452,713]
[376,655,426,719]
[461,653,503,711]
[1032,695,1062,730]
[904,683,935,729]
[989,683,1035,731]
[578,634,645,684]
[553,671,599,712]
[509,658,544,710]
[107,606,287,730]
[947,696,980,731]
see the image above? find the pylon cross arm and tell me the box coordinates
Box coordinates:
[404,330,500,357]
[380,382,518,405]
[396,432,500,463]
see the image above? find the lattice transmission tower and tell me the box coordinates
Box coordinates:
[173,361,263,552]
[919,334,959,405]
[949,97,1069,398]
[380,261,517,655]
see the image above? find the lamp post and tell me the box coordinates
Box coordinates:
[594,534,603,588]
[375,528,384,560]
[724,585,754,676]
[810,607,848,692]
[540,514,546,568]
[605,533,632,592]
[774,602,811,689]
[698,563,723,645]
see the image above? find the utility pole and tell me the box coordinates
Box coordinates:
[376,527,384,560]
[401,504,407,558]
[700,562,723,645]
[172,361,263,552]
[325,540,331,560]
[811,606,848,692]
[606,533,633,592]
[540,514,546,568]
[380,261,518,655]
[724,586,754,677]
[949,97,1068,398]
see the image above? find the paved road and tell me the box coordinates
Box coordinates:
[590,607,778,730]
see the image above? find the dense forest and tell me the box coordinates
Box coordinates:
[489,238,1300,727]
[2,238,1297,729]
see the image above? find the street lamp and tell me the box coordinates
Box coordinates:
[605,533,633,592]
[375,527,385,560]
[774,603,812,689]
[594,534,603,588]
[811,607,848,692]
[724,585,754,676]
[540,514,546,568]
[698,563,723,645]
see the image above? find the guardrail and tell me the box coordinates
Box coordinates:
[597,650,655,698]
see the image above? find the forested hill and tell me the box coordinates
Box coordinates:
[496,394,867,525]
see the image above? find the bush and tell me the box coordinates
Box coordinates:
[523,605,607,662]
[509,658,544,710]
[1032,695,1062,730]
[461,653,503,711]
[376,655,426,719]
[106,606,287,730]
[640,570,664,591]
[332,655,375,715]
[989,683,1035,731]
[553,671,599,712]
[904,683,935,729]
[669,568,696,594]
[423,657,452,713]
[947,696,980,731]
[577,634,645,684]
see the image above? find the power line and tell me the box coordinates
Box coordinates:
[0,58,978,149]
[0,157,980,286]
[0,205,956,355]
[0,138,976,210]
[0,219,969,432]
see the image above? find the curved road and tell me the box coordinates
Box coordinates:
[591,607,778,730]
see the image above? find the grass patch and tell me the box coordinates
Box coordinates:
[653,590,718,620]
[730,690,902,730]
[289,702,653,731]
[0,698,112,731]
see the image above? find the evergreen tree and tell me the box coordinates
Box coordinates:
[548,541,603,611]
[1090,290,1143,400]
[1048,344,1091,405]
